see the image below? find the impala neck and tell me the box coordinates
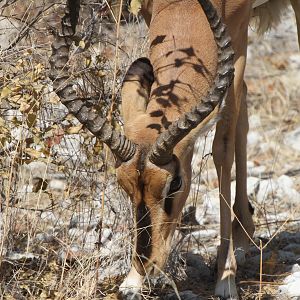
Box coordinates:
[146,0,218,123]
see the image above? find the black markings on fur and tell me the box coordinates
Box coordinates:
[136,148,147,173]
[248,201,255,215]
[134,148,152,263]
[136,200,152,263]
[164,196,173,215]
[164,158,181,215]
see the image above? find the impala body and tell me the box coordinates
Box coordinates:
[50,0,300,299]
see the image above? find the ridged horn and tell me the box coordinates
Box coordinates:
[49,0,136,162]
[149,0,235,165]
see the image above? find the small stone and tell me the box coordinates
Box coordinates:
[49,178,66,192]
[196,188,220,224]
[277,175,300,203]
[186,229,218,240]
[7,252,39,261]
[35,232,55,243]
[256,179,278,203]
[83,230,98,250]
[248,131,262,146]
[41,211,63,226]
[249,115,261,129]
[69,211,99,230]
[58,244,84,263]
[247,164,267,178]
[69,228,86,240]
[279,265,300,298]
[284,127,300,152]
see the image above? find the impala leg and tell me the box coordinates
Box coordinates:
[213,56,247,300]
[232,82,255,265]
[213,110,238,300]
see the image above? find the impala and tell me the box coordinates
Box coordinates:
[50,0,300,299]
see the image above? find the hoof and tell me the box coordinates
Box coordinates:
[119,267,144,300]
[119,291,141,300]
[215,275,239,300]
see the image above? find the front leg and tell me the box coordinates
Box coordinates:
[213,109,238,300]
[232,82,255,266]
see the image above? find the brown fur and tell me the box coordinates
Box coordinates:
[118,0,299,298]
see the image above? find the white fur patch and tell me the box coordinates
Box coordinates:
[215,275,238,300]
[119,267,144,299]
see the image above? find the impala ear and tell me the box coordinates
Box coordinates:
[121,57,154,125]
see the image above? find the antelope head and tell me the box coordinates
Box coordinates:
[50,0,234,292]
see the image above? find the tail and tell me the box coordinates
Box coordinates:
[251,0,290,35]
[252,0,300,48]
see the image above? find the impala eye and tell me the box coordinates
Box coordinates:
[169,176,182,194]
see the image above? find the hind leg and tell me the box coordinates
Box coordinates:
[232,82,255,265]
[213,54,250,299]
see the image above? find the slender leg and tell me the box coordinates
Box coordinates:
[213,54,247,299]
[232,82,255,265]
[213,96,238,300]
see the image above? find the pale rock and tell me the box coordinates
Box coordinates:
[69,211,99,230]
[193,130,215,166]
[52,134,86,164]
[277,175,300,203]
[248,114,261,129]
[35,232,55,243]
[7,252,39,261]
[98,260,127,281]
[196,188,220,224]
[185,229,218,241]
[0,18,19,49]
[199,168,218,185]
[101,228,113,244]
[256,179,279,203]
[27,161,48,179]
[247,164,267,178]
[83,230,98,250]
[10,126,32,141]
[289,53,300,68]
[279,264,300,298]
[284,127,300,152]
[69,228,86,240]
[17,184,33,195]
[248,131,263,146]
[231,177,260,200]
[259,141,277,153]
[58,244,81,262]
[49,178,66,192]
[40,211,63,226]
